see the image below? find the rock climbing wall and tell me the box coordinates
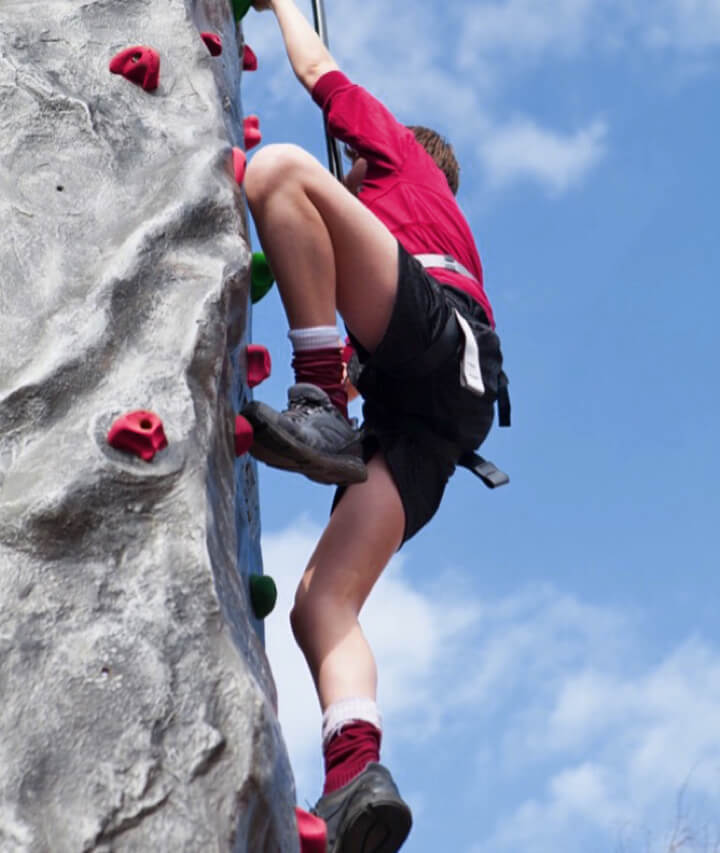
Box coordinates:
[0,1,299,850]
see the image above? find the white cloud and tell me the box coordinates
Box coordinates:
[262,519,720,849]
[644,0,720,50]
[473,631,720,852]
[457,0,720,59]
[479,117,608,193]
[457,0,599,65]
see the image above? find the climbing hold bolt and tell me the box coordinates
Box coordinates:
[296,808,327,853]
[232,147,247,185]
[244,115,262,151]
[243,45,258,72]
[201,32,223,56]
[107,410,168,462]
[232,0,253,21]
[246,344,272,388]
[249,575,277,620]
[251,252,275,304]
[109,46,161,92]
[234,415,254,457]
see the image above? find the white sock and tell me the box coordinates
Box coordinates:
[288,325,342,352]
[322,697,382,747]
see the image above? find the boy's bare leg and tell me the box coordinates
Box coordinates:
[289,453,405,708]
[247,143,406,696]
[245,143,399,354]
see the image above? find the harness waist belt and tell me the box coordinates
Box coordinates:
[414,253,479,283]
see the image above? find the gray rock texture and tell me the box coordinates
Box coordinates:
[0,1,298,850]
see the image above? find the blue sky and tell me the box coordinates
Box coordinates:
[240,1,720,850]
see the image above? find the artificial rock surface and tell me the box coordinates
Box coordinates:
[0,1,298,850]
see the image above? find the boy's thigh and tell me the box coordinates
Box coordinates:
[348,244,452,376]
[305,161,400,352]
[332,431,455,545]
[248,144,399,353]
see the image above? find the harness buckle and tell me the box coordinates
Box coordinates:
[458,452,510,489]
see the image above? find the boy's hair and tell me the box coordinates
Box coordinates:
[407,126,460,195]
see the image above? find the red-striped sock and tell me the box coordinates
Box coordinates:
[322,721,381,795]
[292,347,348,419]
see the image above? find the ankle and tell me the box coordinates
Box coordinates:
[291,346,348,419]
[321,698,382,795]
[323,721,381,795]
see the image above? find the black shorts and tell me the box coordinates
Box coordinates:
[333,243,505,544]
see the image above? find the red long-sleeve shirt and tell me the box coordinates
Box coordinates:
[312,71,494,327]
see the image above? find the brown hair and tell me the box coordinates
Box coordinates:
[407,126,460,195]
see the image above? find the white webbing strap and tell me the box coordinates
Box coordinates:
[414,253,479,283]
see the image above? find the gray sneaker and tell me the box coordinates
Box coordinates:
[312,763,412,853]
[242,383,367,486]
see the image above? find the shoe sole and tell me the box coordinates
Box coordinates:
[339,800,412,853]
[243,401,368,487]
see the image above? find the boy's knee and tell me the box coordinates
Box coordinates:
[290,585,359,648]
[290,584,317,630]
[245,143,313,203]
[289,602,303,639]
[289,597,314,648]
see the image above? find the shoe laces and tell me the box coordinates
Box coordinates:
[288,392,328,415]
[287,392,364,454]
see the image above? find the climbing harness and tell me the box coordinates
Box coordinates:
[411,308,511,488]
[310,0,344,181]
[412,253,512,433]
[414,253,480,283]
[403,413,510,490]
[350,300,511,490]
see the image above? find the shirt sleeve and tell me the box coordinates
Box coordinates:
[311,71,414,172]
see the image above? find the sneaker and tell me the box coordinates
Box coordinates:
[242,383,367,486]
[312,763,412,853]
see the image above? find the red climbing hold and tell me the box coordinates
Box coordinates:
[246,345,272,388]
[244,115,262,151]
[232,147,247,185]
[243,44,258,72]
[296,808,327,853]
[234,415,254,457]
[201,32,223,56]
[107,410,168,462]
[109,46,161,92]
[342,336,355,367]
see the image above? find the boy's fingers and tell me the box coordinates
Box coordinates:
[343,158,367,196]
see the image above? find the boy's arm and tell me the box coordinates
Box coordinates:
[254,0,340,92]
[254,0,413,171]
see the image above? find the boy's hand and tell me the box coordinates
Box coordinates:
[255,0,338,92]
[343,158,367,197]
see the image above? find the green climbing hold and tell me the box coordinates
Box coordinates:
[232,0,253,21]
[249,574,278,620]
[251,252,275,304]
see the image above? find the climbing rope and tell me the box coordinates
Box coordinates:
[309,0,344,181]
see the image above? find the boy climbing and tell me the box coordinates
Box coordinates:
[242,0,507,850]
